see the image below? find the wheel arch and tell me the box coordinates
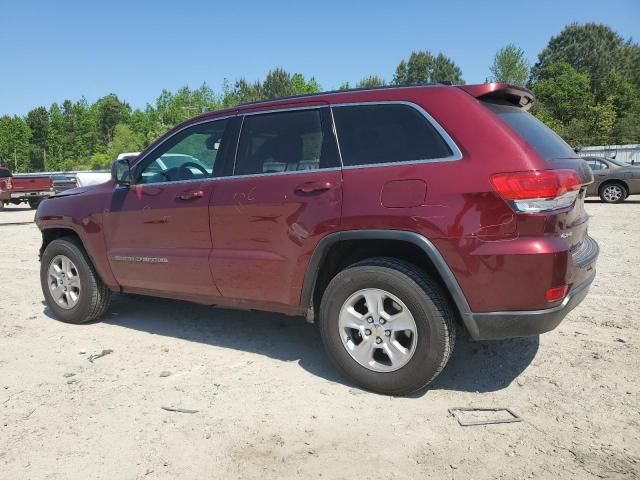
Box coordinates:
[301,230,477,337]
[40,227,83,259]
[39,226,118,290]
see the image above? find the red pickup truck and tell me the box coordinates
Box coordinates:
[0,167,54,210]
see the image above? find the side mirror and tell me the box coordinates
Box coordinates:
[111,159,132,186]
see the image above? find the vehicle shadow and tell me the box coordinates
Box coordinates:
[43,294,539,395]
[585,199,640,204]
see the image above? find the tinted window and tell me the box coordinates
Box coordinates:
[332,104,452,167]
[235,109,338,176]
[486,102,576,159]
[0,168,11,178]
[138,119,228,184]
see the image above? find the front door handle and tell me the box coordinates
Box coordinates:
[295,181,333,194]
[176,190,204,200]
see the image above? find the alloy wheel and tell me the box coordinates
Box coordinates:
[603,185,623,202]
[338,288,418,372]
[47,255,81,309]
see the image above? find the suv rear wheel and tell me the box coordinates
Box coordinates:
[40,237,111,324]
[319,257,455,395]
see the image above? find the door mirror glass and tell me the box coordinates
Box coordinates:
[111,159,132,185]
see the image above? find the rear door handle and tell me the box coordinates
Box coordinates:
[176,190,204,200]
[295,181,333,194]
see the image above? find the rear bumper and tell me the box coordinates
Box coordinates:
[10,191,52,199]
[466,270,596,340]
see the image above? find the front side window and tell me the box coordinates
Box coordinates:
[332,104,453,167]
[234,109,338,176]
[137,119,228,184]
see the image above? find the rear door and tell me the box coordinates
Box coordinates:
[208,106,342,307]
[103,117,236,299]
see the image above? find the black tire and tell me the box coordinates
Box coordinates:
[0,201,4,211]
[599,182,627,203]
[319,257,456,396]
[40,237,111,324]
[28,198,41,209]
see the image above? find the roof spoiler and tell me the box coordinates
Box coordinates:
[457,83,535,111]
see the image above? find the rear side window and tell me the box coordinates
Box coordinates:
[332,104,453,167]
[485,102,576,160]
[585,159,608,171]
[234,108,339,176]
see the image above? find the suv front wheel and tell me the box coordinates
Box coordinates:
[319,257,455,395]
[40,237,112,324]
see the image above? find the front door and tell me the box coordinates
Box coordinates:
[209,106,343,307]
[103,117,234,300]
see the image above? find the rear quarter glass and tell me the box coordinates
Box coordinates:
[484,102,577,160]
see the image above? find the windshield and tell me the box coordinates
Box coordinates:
[485,102,577,160]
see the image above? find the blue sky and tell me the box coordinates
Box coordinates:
[1,0,638,116]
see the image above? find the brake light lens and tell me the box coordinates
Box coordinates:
[491,169,581,213]
[546,285,568,302]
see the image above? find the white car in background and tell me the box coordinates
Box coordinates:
[76,153,141,187]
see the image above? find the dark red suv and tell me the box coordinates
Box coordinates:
[36,83,598,395]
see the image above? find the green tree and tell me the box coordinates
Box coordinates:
[531,23,635,96]
[531,62,593,123]
[95,94,130,145]
[0,116,32,172]
[262,68,292,99]
[356,75,385,88]
[89,123,145,169]
[393,51,434,85]
[290,73,321,95]
[26,106,49,170]
[432,53,464,84]
[47,103,65,171]
[488,44,530,86]
[393,51,463,85]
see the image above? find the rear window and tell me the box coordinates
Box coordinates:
[0,168,11,178]
[332,104,453,167]
[485,102,576,159]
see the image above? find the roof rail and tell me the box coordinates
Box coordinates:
[235,83,447,107]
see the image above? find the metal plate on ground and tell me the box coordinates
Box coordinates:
[448,407,522,426]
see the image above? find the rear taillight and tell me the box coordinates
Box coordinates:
[490,169,581,213]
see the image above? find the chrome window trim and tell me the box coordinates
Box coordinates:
[131,100,463,186]
[329,106,345,168]
[329,101,463,170]
[214,166,343,181]
[241,104,328,117]
[131,115,234,186]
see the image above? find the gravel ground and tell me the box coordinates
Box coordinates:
[0,200,638,480]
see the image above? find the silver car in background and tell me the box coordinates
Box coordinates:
[582,156,640,203]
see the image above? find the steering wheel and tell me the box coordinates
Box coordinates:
[180,162,209,177]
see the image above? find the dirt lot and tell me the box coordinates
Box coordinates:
[0,200,638,480]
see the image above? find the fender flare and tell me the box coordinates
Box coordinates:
[301,230,478,338]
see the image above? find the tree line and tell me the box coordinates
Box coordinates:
[1,22,638,173]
